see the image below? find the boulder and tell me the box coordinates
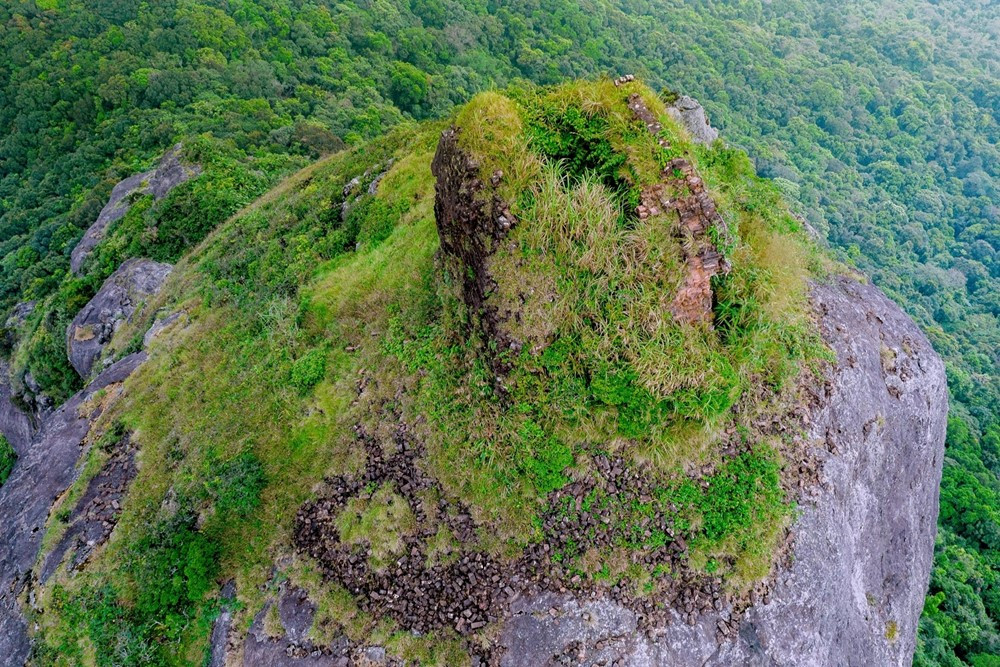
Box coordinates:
[667,95,720,145]
[66,258,172,379]
[70,144,200,274]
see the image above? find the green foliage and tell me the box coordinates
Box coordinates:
[129,514,220,637]
[23,314,82,404]
[36,583,156,667]
[916,416,1000,665]
[2,0,996,661]
[335,483,418,569]
[550,448,788,584]
[668,449,788,572]
[524,100,637,212]
[289,346,328,393]
[0,435,16,486]
[36,512,222,664]
[206,451,267,518]
[390,62,430,115]
[518,417,573,494]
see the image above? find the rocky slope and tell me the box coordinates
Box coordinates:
[498,277,947,666]
[0,80,947,666]
[69,144,199,275]
[0,183,175,661]
[0,353,147,664]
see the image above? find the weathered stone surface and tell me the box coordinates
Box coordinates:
[646,157,732,325]
[0,361,33,456]
[667,95,719,145]
[240,581,355,667]
[39,431,138,583]
[431,127,518,374]
[628,92,731,325]
[208,580,237,667]
[70,144,200,274]
[497,276,947,666]
[0,353,146,665]
[66,258,172,379]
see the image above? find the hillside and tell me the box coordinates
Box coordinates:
[0,78,945,666]
[0,1,997,665]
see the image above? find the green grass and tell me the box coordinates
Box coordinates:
[336,484,418,569]
[0,435,16,486]
[381,80,825,555]
[29,79,828,663]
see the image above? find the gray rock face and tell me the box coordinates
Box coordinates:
[666,96,720,145]
[239,582,355,667]
[5,301,35,330]
[70,144,200,274]
[39,431,138,583]
[0,361,33,456]
[143,310,184,348]
[208,580,237,667]
[498,276,947,666]
[66,258,172,378]
[0,353,146,666]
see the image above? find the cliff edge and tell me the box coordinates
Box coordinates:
[4,79,948,667]
[498,276,947,666]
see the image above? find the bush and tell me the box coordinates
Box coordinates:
[130,514,220,637]
[206,451,267,517]
[0,435,16,486]
[290,346,328,392]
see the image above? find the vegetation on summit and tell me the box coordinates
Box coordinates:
[0,0,997,664]
[30,79,828,665]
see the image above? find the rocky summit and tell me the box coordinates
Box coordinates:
[1,79,947,667]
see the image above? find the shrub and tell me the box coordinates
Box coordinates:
[206,451,267,517]
[290,346,328,392]
[0,435,16,486]
[130,514,220,637]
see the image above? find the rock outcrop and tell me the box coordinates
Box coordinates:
[659,157,732,325]
[496,275,947,666]
[1,252,177,663]
[242,583,357,667]
[431,127,518,372]
[0,361,33,456]
[39,429,138,583]
[628,92,731,325]
[297,106,946,666]
[70,144,200,274]
[0,353,146,665]
[666,95,719,145]
[66,258,172,378]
